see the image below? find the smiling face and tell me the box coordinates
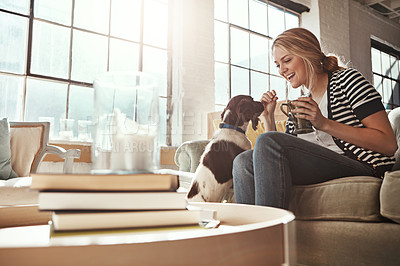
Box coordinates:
[273,46,308,89]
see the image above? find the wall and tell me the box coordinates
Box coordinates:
[171,0,215,144]
[349,0,400,82]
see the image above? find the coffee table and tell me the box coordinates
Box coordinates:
[0,202,295,265]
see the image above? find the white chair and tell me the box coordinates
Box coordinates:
[9,121,81,175]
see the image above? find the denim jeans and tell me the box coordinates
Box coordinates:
[233,131,375,209]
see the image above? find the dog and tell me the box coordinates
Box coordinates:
[186,95,264,202]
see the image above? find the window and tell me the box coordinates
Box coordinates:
[0,0,170,144]
[214,0,300,111]
[371,40,400,110]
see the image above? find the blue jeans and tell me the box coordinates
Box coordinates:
[233,131,375,209]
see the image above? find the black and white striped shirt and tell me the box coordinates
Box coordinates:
[286,68,395,177]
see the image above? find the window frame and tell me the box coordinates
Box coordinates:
[371,39,400,110]
[214,0,302,110]
[0,0,173,145]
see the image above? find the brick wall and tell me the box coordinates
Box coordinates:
[171,0,215,144]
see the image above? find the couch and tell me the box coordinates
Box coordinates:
[174,108,400,266]
[0,120,81,227]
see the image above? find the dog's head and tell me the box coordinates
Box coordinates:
[221,95,264,131]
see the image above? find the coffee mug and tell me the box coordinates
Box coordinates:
[280,101,314,134]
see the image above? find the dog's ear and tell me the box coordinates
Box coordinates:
[238,101,263,130]
[251,115,259,131]
[238,102,254,123]
[220,108,226,121]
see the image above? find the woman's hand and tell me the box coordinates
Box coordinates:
[260,90,278,118]
[292,96,328,129]
[260,90,278,131]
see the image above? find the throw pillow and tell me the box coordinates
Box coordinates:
[0,118,18,180]
[380,170,400,224]
[388,107,400,171]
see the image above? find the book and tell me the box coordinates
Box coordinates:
[30,173,179,191]
[48,223,206,246]
[38,191,188,211]
[51,208,217,231]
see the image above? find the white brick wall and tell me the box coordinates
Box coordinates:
[171,0,215,144]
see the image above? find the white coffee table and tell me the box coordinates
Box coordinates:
[0,202,295,265]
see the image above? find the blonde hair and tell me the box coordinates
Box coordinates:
[272,28,344,90]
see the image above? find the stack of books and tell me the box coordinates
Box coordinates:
[30,173,216,231]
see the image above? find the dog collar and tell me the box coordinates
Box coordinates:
[219,123,246,134]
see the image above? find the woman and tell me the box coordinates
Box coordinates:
[232,28,397,209]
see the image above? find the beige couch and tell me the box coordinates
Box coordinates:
[0,121,80,227]
[174,108,400,266]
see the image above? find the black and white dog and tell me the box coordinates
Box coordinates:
[186,95,264,202]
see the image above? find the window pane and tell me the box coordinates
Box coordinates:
[269,39,279,76]
[393,81,400,106]
[25,79,68,137]
[214,0,228,22]
[0,13,28,74]
[159,97,167,146]
[143,46,167,97]
[143,0,168,48]
[68,85,94,121]
[285,11,299,30]
[231,66,249,97]
[268,4,284,38]
[71,30,108,83]
[371,48,381,74]
[0,74,24,121]
[68,85,94,138]
[214,21,229,63]
[383,77,392,104]
[109,38,140,72]
[270,75,286,100]
[390,55,399,80]
[34,0,72,25]
[374,74,383,98]
[74,0,110,34]
[215,62,229,105]
[250,71,268,100]
[231,27,249,68]
[111,0,141,41]
[249,0,267,35]
[229,0,248,29]
[250,33,268,73]
[31,20,70,79]
[0,0,29,15]
[381,52,391,77]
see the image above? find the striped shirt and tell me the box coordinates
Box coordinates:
[286,68,395,177]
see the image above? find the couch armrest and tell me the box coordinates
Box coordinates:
[42,145,81,174]
[174,140,209,173]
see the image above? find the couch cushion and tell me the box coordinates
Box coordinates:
[0,118,18,180]
[289,176,384,222]
[380,170,400,224]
